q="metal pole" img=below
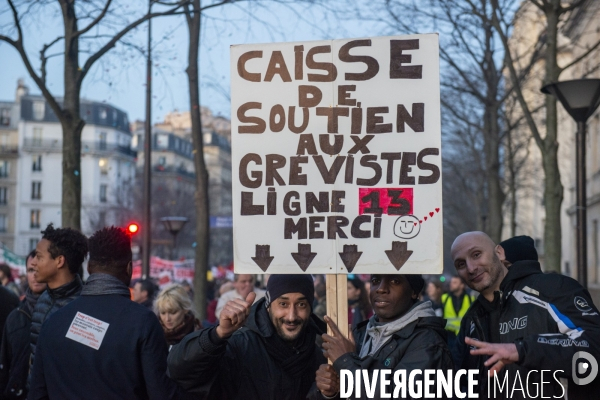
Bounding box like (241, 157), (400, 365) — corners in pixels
(576, 120), (588, 289)
(142, 0), (152, 279)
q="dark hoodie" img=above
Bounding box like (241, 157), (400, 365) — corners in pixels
(453, 260), (600, 399)
(167, 297), (327, 400)
(315, 301), (453, 400)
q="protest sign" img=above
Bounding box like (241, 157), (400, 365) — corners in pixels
(231, 34), (442, 274)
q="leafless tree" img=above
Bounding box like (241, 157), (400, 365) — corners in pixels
(0, 0), (186, 230)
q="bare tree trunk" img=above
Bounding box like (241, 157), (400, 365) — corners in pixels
(541, 1), (562, 272)
(185, 0), (209, 319)
(61, 0), (83, 228)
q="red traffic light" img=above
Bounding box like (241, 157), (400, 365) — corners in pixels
(127, 223), (139, 235)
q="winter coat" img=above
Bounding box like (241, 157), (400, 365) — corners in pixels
(311, 314), (453, 399)
(167, 297), (327, 400)
(29, 276), (83, 360)
(453, 260), (600, 399)
(28, 293), (178, 400)
(0, 287), (19, 342)
(0, 301), (31, 400)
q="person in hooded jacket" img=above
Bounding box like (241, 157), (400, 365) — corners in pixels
(0, 251), (45, 400)
(451, 232), (600, 399)
(167, 274), (327, 400)
(314, 274), (453, 399)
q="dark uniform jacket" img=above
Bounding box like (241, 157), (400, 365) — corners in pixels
(168, 297), (327, 400)
(314, 314), (453, 399)
(453, 260), (600, 399)
(28, 293), (177, 400)
(0, 301), (32, 399)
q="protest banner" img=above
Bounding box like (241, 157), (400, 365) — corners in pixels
(231, 34), (442, 276)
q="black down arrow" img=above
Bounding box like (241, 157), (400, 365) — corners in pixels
(338, 245), (362, 273)
(385, 241), (413, 270)
(291, 244), (316, 272)
(252, 245), (274, 272)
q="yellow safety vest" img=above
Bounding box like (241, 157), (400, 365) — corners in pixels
(441, 293), (474, 335)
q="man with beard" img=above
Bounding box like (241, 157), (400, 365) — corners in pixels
(313, 274), (453, 399)
(451, 232), (600, 399)
(168, 274), (326, 399)
(0, 251), (45, 399)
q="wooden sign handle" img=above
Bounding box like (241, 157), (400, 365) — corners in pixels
(325, 274), (349, 364)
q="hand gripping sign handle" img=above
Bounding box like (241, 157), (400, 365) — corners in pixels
(326, 274), (349, 364)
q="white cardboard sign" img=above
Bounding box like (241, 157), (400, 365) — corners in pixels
(231, 34), (442, 274)
(65, 312), (109, 350)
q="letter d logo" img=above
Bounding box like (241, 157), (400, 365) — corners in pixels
(572, 351), (598, 385)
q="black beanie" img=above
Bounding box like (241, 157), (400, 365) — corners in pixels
(499, 235), (538, 264)
(405, 275), (425, 295)
(265, 274), (314, 309)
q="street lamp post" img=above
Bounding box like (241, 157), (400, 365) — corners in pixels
(160, 217), (189, 260)
(541, 79), (600, 289)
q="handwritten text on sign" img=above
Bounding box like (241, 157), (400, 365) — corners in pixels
(65, 312), (109, 350)
(231, 35), (443, 274)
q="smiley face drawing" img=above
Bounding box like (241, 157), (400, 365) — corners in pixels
(393, 215), (421, 239)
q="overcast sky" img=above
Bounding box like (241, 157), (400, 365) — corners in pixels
(0, 1), (381, 123)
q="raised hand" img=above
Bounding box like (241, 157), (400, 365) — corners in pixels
(321, 315), (356, 363)
(315, 364), (339, 397)
(465, 337), (519, 376)
(216, 291), (257, 339)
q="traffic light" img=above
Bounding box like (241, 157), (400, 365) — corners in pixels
(127, 222), (139, 235)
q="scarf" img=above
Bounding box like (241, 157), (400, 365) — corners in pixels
(255, 304), (318, 393)
(81, 273), (131, 297)
(162, 312), (199, 345)
(25, 287), (42, 315)
(359, 300), (435, 358)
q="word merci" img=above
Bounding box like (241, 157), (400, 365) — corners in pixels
(340, 369), (478, 399)
(340, 369), (567, 399)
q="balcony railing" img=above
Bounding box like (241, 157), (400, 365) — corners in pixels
(0, 145), (18, 154)
(22, 139), (136, 158)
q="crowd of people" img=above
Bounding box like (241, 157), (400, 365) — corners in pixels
(0, 225), (599, 399)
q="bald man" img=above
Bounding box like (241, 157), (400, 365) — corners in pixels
(451, 232), (600, 399)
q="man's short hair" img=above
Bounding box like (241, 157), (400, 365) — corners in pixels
(451, 275), (465, 284)
(27, 249), (36, 261)
(0, 263), (12, 280)
(88, 226), (132, 282)
(138, 279), (158, 300)
(41, 223), (88, 275)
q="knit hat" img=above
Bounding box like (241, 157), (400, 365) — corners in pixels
(405, 275), (425, 295)
(265, 274), (314, 309)
(499, 235), (538, 264)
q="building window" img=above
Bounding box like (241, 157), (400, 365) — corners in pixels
(157, 134), (169, 149)
(99, 107), (107, 120)
(32, 127), (43, 146)
(30, 209), (40, 229)
(0, 108), (10, 126)
(99, 131), (107, 150)
(158, 156), (166, 166)
(0, 214), (6, 232)
(0, 187), (7, 205)
(29, 238), (38, 252)
(100, 184), (107, 203)
(33, 101), (45, 120)
(32, 155), (42, 171)
(0, 161), (9, 178)
(99, 158), (108, 175)
(31, 181), (41, 200)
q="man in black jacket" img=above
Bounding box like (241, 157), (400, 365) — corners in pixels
(29, 226), (177, 400)
(167, 274), (327, 399)
(0, 251), (45, 400)
(315, 274), (453, 399)
(29, 223), (88, 370)
(451, 232), (600, 399)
